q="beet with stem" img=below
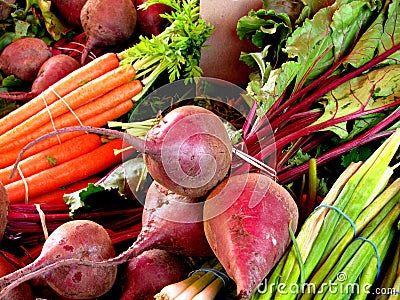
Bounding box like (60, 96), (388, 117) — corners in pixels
(80, 0), (137, 64)
(12, 105), (233, 198)
(0, 220), (117, 299)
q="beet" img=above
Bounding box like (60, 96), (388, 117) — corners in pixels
(203, 172), (299, 299)
(0, 54), (80, 101)
(0, 220), (117, 299)
(124, 180), (214, 257)
(0, 38), (52, 82)
(0, 182), (212, 298)
(15, 105), (232, 198)
(135, 0), (172, 36)
(120, 249), (191, 300)
(51, 0), (88, 27)
(80, 0), (137, 64)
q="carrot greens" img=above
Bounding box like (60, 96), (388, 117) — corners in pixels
(119, 0), (213, 98)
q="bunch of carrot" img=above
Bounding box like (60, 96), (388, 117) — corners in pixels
(0, 53), (143, 204)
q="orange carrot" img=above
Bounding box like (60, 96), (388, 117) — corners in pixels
(0, 53), (120, 136)
(0, 97), (136, 167)
(27, 176), (102, 205)
(0, 134), (102, 185)
(0, 79), (141, 152)
(0, 132), (86, 169)
(0, 99), (135, 169)
(0, 65), (136, 148)
(5, 139), (128, 204)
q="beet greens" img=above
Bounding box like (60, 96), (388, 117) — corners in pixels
(236, 0), (400, 184)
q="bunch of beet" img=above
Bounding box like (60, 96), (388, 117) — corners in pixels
(0, 38), (81, 101)
(0, 105), (299, 299)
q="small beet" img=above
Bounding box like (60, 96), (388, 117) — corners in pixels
(0, 54), (80, 101)
(80, 0), (137, 64)
(0, 38), (52, 82)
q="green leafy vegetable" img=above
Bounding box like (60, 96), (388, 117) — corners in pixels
(236, 0), (400, 184)
(120, 0), (214, 98)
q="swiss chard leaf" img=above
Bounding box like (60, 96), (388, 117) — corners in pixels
(311, 64), (400, 138)
(377, 0), (400, 63)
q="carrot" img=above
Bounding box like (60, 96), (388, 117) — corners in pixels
(27, 176), (102, 205)
(0, 134), (102, 185)
(0, 132), (86, 169)
(0, 99), (135, 170)
(4, 139), (129, 204)
(0, 53), (120, 136)
(0, 98), (136, 168)
(0, 65), (136, 149)
(0, 79), (141, 152)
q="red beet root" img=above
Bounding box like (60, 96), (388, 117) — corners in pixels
(80, 0), (137, 64)
(51, 0), (88, 27)
(135, 0), (172, 36)
(0, 54), (80, 101)
(203, 172), (299, 299)
(0, 38), (52, 82)
(0, 220), (117, 299)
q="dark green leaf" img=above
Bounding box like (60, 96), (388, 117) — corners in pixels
(341, 146), (372, 167)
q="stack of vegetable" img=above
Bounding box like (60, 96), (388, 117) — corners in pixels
(0, 52), (142, 203)
(0, 0), (398, 299)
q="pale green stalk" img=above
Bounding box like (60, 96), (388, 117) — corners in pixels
(353, 229), (395, 300)
(301, 181), (400, 299)
(316, 206), (399, 300)
(304, 130), (400, 280)
(379, 237), (400, 300)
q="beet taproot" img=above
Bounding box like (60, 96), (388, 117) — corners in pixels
(80, 0), (137, 64)
(0, 54), (80, 101)
(13, 105), (232, 198)
(0, 38), (52, 82)
(203, 172), (299, 299)
(120, 249), (191, 300)
(0, 220), (117, 299)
